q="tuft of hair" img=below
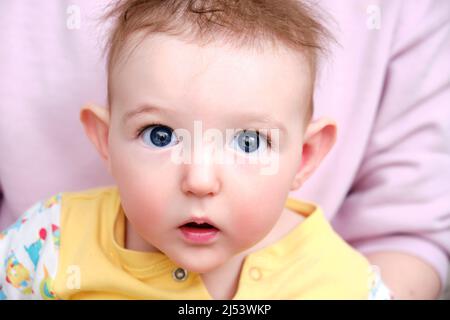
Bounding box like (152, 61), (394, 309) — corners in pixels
(103, 0), (335, 120)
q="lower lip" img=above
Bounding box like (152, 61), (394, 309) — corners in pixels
(179, 226), (220, 244)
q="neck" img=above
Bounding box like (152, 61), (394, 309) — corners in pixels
(200, 252), (247, 300)
(125, 221), (159, 252)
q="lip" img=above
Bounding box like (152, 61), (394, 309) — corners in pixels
(178, 217), (219, 229)
(178, 217), (220, 244)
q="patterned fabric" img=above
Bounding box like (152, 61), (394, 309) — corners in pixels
(368, 265), (393, 300)
(0, 195), (61, 299)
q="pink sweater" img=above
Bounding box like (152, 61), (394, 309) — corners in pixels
(0, 0), (449, 287)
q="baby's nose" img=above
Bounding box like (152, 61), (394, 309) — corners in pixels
(181, 145), (221, 197)
(181, 160), (221, 197)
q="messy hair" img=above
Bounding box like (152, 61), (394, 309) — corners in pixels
(104, 0), (334, 119)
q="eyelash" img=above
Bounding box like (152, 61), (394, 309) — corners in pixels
(135, 122), (164, 138)
(135, 123), (273, 148)
(257, 129), (273, 148)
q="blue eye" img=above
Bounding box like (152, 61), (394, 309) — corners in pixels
(140, 124), (178, 148)
(232, 130), (269, 154)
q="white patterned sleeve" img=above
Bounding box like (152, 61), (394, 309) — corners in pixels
(368, 265), (393, 300)
(0, 194), (62, 300)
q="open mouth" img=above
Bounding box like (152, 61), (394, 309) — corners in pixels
(179, 221), (220, 243)
(184, 222), (216, 229)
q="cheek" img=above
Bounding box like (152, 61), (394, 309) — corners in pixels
(228, 197), (281, 249)
(109, 141), (177, 227)
(118, 185), (168, 228)
(226, 164), (293, 246)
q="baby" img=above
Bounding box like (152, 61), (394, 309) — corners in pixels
(0, 0), (391, 300)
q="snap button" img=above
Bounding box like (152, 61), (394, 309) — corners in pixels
(172, 267), (188, 281)
(249, 267), (262, 281)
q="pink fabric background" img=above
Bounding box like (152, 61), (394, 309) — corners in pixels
(0, 0), (449, 289)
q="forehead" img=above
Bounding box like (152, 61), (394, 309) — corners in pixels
(109, 33), (312, 123)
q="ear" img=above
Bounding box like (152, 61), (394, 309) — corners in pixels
(80, 104), (112, 174)
(290, 117), (337, 191)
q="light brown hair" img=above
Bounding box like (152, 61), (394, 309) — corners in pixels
(104, 0), (333, 120)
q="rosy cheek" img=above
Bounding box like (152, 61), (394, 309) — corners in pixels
(227, 194), (280, 246)
(119, 186), (163, 228)
(111, 154), (174, 228)
(225, 166), (289, 245)
(229, 211), (274, 250)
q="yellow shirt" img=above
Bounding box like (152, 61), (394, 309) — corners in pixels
(48, 187), (375, 299)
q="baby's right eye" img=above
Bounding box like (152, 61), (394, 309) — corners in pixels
(140, 124), (179, 148)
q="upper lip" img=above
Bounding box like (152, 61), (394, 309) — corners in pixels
(178, 217), (220, 230)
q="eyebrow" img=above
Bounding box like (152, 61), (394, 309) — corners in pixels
(123, 104), (287, 135)
(123, 104), (172, 125)
(232, 112), (287, 135)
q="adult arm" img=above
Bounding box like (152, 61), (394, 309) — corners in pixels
(334, 0), (450, 299)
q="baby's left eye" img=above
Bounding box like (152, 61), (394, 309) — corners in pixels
(231, 130), (269, 154)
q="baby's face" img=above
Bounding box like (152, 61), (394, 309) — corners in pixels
(107, 34), (313, 273)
